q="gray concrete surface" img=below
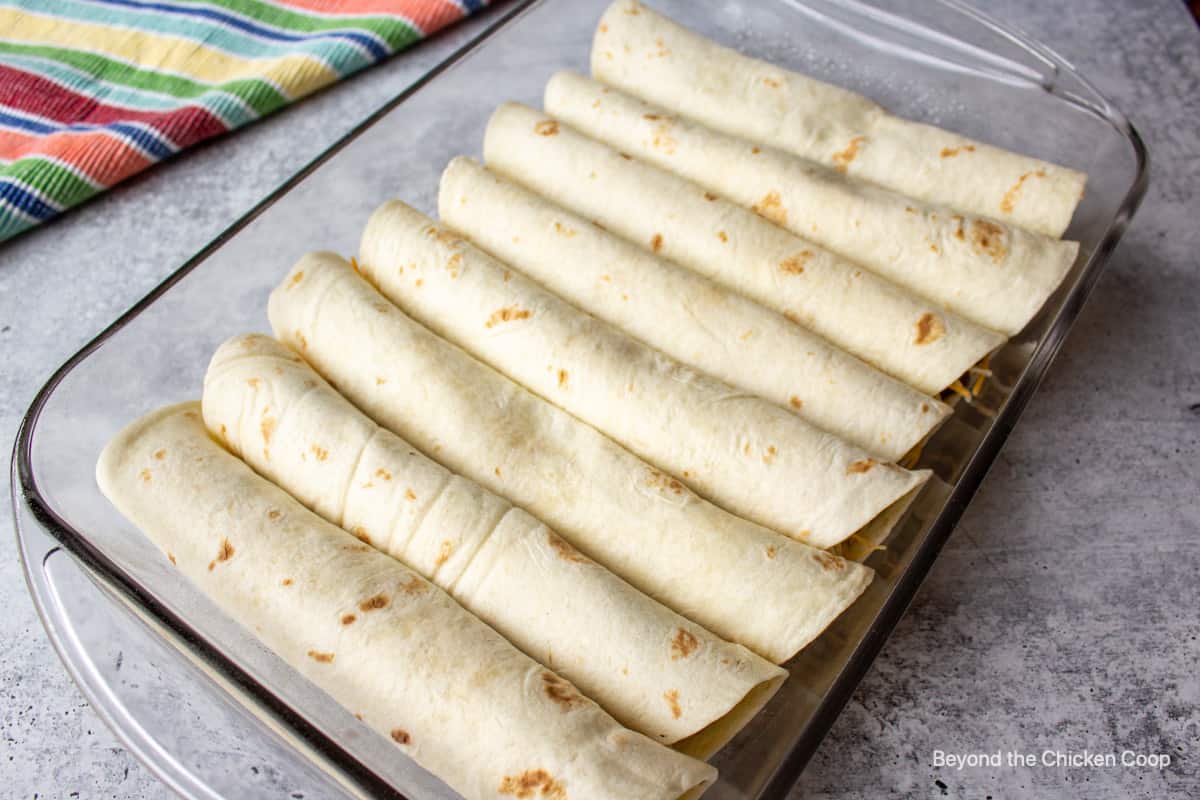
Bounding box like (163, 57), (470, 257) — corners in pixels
(1, 1), (1197, 798)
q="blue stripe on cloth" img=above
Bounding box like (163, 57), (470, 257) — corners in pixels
(0, 177), (60, 220)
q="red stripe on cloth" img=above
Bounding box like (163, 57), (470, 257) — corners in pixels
(270, 0), (467, 35)
(0, 64), (230, 146)
(4, 129), (154, 187)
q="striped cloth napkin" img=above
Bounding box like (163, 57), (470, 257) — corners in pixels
(0, 0), (488, 243)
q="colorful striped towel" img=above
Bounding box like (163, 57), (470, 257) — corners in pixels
(0, 0), (488, 243)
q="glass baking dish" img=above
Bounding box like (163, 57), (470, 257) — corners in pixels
(12, 0), (1147, 797)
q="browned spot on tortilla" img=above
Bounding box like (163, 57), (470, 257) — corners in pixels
(599, 21), (609, 32)
(498, 769), (567, 799)
(765, 545), (778, 560)
(717, 230), (728, 243)
(643, 113), (661, 121)
(534, 119), (559, 137)
(400, 576), (426, 595)
(915, 312), (946, 346)
(260, 415), (275, 443)
(970, 219), (1008, 262)
(752, 191), (787, 225)
(139, 468), (152, 483)
(414, 278), (424, 288)
(832, 136), (866, 173)
(503, 270), (513, 282)
(375, 468), (391, 481)
(281, 578), (293, 587)
(287, 270), (304, 289)
(541, 671), (586, 711)
(375, 376), (386, 385)
(940, 144), (976, 158)
(167, 552), (176, 566)
(494, 466), (502, 477)
(218, 423), (228, 440)
(780, 251), (811, 274)
(268, 509), (281, 521)
(789, 396), (804, 410)
(206, 538), (235, 572)
(645, 469), (685, 495)
(446, 252), (462, 278)
(354, 712), (363, 720)
(547, 531), (589, 564)
(1000, 169), (1045, 213)
(307, 650), (334, 664)
(930, 243), (940, 254)
(351, 526), (372, 546)
(761, 76), (781, 88)
(405, 488), (417, 501)
(341, 614), (357, 626)
(813, 550), (847, 571)
(763, 445), (778, 465)
(704, 191), (718, 201)
(435, 540), (454, 567)
(650, 121), (677, 154)
(650, 233), (663, 253)
(553, 221), (576, 237)
(390, 729), (411, 745)
(485, 306), (532, 328)
(664, 689), (682, 719)
(556, 369), (569, 389)
(295, 331), (307, 351)
(751, 146), (761, 154)
(670, 628), (699, 660)
(152, 449), (166, 460)
(349, 256), (362, 275)
(618, 152), (632, 160)
(906, 206), (917, 214)
(847, 459), (876, 474)
(310, 444), (328, 461)
(359, 593), (391, 612)
(623, 1), (640, 13)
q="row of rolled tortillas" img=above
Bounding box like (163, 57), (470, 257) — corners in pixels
(592, 0), (1087, 240)
(97, 405), (717, 800)
(482, 102), (1006, 394)
(269, 251), (876, 663)
(202, 333), (787, 756)
(438, 156), (951, 462)
(355, 202), (929, 548)
(543, 71), (1081, 338)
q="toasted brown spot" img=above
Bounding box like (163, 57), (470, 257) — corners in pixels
(375, 468), (391, 481)
(446, 252), (463, 278)
(390, 729), (411, 745)
(752, 191), (787, 225)
(400, 576), (426, 595)
(547, 531), (589, 564)
(832, 136), (866, 172)
(940, 144), (976, 158)
(499, 769), (567, 799)
(295, 331), (307, 351)
(751, 146), (761, 154)
(351, 526), (372, 546)
(359, 593), (391, 612)
(167, 552), (176, 565)
(847, 459), (876, 474)
(599, 21), (609, 32)
(494, 466), (502, 477)
(350, 256), (362, 275)
(414, 278), (424, 288)
(970, 219), (1008, 262)
(906, 206), (917, 214)
(763, 445), (777, 465)
(664, 689), (682, 719)
(813, 550), (847, 571)
(503, 269), (513, 282)
(704, 191), (718, 201)
(650, 233), (663, 253)
(246, 377), (260, 389)
(765, 545), (778, 560)
(307, 650), (334, 664)
(405, 488), (417, 501)
(534, 119), (559, 137)
(780, 251), (811, 274)
(152, 449), (166, 460)
(930, 243), (940, 254)
(207, 538), (235, 572)
(650, 121), (677, 154)
(260, 415), (276, 443)
(618, 152), (632, 160)
(921, 403), (931, 413)
(435, 540), (455, 567)
(670, 628), (699, 660)
(761, 76), (781, 88)
(218, 423), (227, 439)
(354, 713), (363, 720)
(341, 614), (357, 625)
(281, 578), (293, 587)
(1000, 169), (1045, 213)
(717, 230), (729, 243)
(310, 444), (328, 461)
(485, 306), (532, 328)
(553, 221), (576, 237)
(139, 468), (151, 483)
(268, 509), (281, 521)
(789, 396), (804, 410)
(644, 469), (685, 495)
(915, 312), (946, 346)
(541, 671), (586, 711)
(557, 369), (569, 388)
(287, 270), (304, 289)
(375, 376), (386, 385)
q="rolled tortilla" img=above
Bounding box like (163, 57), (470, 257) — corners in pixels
(438, 157), (950, 462)
(545, 72), (1080, 337)
(359, 201), (928, 548)
(592, 0), (1086, 239)
(97, 404), (716, 800)
(482, 102), (1005, 395)
(203, 333), (786, 753)
(269, 252), (873, 662)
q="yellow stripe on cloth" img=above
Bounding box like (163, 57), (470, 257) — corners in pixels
(0, 7), (339, 99)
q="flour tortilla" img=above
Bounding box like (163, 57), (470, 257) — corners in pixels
(545, 72), (1080, 337)
(591, 0), (1086, 239)
(438, 157), (950, 462)
(203, 334), (785, 753)
(268, 252), (874, 663)
(97, 404), (716, 800)
(359, 202), (928, 548)
(482, 102), (1004, 395)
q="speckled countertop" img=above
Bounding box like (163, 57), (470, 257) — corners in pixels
(1, 1), (1197, 798)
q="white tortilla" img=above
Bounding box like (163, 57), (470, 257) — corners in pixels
(358, 201), (928, 548)
(202, 333), (786, 753)
(545, 71), (1081, 337)
(268, 252), (874, 663)
(97, 403), (716, 800)
(438, 157), (951, 462)
(482, 102), (1005, 395)
(592, 0), (1087, 239)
